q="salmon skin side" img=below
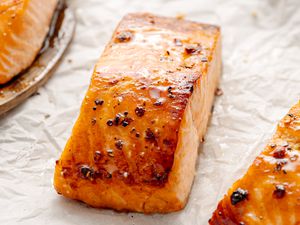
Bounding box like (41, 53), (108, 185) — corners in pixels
(0, 0), (58, 84)
(209, 100), (300, 224)
(54, 13), (221, 213)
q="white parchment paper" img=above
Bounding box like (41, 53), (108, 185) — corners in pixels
(1, 0), (300, 224)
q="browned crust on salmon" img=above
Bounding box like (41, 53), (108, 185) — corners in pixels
(210, 101), (300, 224)
(54, 13), (221, 213)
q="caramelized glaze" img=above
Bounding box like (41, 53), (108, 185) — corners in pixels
(210, 101), (300, 224)
(54, 13), (221, 213)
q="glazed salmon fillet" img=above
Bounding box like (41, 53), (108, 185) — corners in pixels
(54, 13), (221, 213)
(0, 0), (58, 84)
(210, 100), (300, 224)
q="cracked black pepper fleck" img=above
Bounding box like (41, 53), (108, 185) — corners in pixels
(115, 140), (123, 150)
(114, 114), (121, 125)
(154, 101), (162, 106)
(115, 31), (132, 43)
(79, 165), (94, 179)
(273, 184), (285, 199)
(107, 120), (113, 126)
(121, 117), (132, 127)
(230, 188), (248, 205)
(190, 85), (194, 93)
(135, 106), (145, 117)
(154, 172), (167, 181)
(94, 99), (104, 106)
(145, 128), (156, 142)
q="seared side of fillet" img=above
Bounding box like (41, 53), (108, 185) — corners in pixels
(0, 0), (58, 84)
(54, 13), (221, 213)
(210, 101), (300, 224)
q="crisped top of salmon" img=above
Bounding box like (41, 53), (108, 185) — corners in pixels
(54, 13), (221, 213)
(209, 100), (300, 224)
(55, 13), (220, 186)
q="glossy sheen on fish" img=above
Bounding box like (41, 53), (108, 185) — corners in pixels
(0, 0), (58, 84)
(209, 100), (300, 224)
(54, 13), (221, 213)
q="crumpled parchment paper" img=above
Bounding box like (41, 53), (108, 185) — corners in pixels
(1, 0), (300, 224)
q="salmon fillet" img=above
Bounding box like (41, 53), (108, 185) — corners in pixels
(0, 0), (58, 84)
(209, 100), (300, 224)
(54, 13), (221, 213)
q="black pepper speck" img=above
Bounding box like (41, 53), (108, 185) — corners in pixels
(115, 140), (123, 150)
(114, 114), (121, 125)
(145, 128), (156, 143)
(154, 101), (162, 106)
(190, 85), (194, 93)
(115, 31), (132, 43)
(94, 99), (104, 105)
(121, 117), (132, 127)
(79, 165), (94, 179)
(107, 120), (113, 126)
(122, 121), (129, 127)
(273, 184), (285, 199)
(154, 171), (167, 181)
(230, 188), (248, 205)
(135, 107), (145, 117)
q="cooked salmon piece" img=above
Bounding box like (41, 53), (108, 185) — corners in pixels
(0, 0), (58, 84)
(209, 100), (300, 224)
(54, 13), (221, 213)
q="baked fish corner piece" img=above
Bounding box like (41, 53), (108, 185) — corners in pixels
(54, 13), (221, 213)
(0, 0), (58, 84)
(209, 100), (300, 224)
